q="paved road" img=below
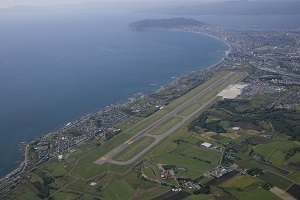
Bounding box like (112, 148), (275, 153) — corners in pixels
(94, 72), (239, 165)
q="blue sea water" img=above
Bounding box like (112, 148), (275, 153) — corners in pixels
(0, 10), (228, 177)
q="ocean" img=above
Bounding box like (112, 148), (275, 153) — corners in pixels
(2, 5), (299, 178)
(0, 10), (228, 177)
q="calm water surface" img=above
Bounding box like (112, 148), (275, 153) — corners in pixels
(0, 10), (228, 177)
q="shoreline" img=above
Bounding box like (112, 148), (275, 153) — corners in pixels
(1, 26), (231, 180)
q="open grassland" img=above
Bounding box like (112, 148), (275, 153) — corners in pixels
(220, 174), (261, 189)
(287, 171), (300, 183)
(122, 109), (170, 136)
(151, 141), (221, 178)
(130, 185), (170, 200)
(21, 191), (41, 200)
(289, 153), (300, 163)
(70, 133), (132, 178)
(229, 188), (281, 200)
(48, 164), (68, 177)
(254, 138), (300, 166)
(53, 192), (78, 200)
(102, 179), (134, 200)
(152, 150), (215, 178)
(177, 101), (202, 116)
(142, 167), (156, 180)
(186, 194), (213, 200)
(236, 159), (290, 175)
(116, 116), (144, 131)
(113, 137), (155, 161)
(149, 117), (182, 135)
(258, 171), (293, 190)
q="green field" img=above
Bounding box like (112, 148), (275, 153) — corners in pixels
(186, 194), (213, 200)
(235, 158), (292, 176)
(53, 192), (78, 200)
(21, 191), (41, 200)
(149, 117), (182, 135)
(48, 164), (68, 177)
(220, 174), (260, 189)
(229, 188), (281, 200)
(102, 179), (135, 200)
(70, 132), (132, 178)
(177, 101), (203, 116)
(113, 137), (155, 162)
(287, 171), (300, 183)
(254, 139), (299, 166)
(151, 141), (221, 178)
(289, 153), (300, 163)
(258, 171), (293, 190)
(142, 167), (157, 180)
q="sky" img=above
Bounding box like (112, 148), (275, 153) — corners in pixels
(0, 0), (247, 9)
(0, 0), (299, 9)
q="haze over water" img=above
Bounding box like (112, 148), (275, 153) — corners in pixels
(0, 9), (228, 177)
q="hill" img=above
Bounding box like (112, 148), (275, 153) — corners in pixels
(129, 18), (207, 31)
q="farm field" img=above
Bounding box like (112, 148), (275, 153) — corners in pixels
(254, 139), (299, 166)
(229, 188), (281, 200)
(102, 179), (135, 200)
(151, 138), (221, 178)
(220, 174), (261, 189)
(258, 171), (293, 190)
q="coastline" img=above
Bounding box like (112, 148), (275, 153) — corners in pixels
(1, 26), (231, 180)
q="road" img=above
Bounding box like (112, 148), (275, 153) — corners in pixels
(94, 72), (240, 165)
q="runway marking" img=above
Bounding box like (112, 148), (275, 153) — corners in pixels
(100, 156), (108, 161)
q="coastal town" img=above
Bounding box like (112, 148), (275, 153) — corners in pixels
(1, 18), (300, 200)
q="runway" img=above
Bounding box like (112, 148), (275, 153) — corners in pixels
(94, 72), (238, 165)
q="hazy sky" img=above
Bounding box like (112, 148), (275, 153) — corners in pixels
(1, 0), (299, 9)
(0, 0), (237, 9)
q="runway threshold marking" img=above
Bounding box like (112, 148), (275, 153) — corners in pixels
(100, 156), (108, 161)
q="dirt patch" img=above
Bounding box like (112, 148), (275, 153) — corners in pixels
(220, 132), (241, 140)
(211, 134), (226, 140)
(32, 181), (43, 193)
(231, 141), (249, 153)
(287, 184), (300, 200)
(270, 187), (296, 200)
(232, 122), (262, 131)
(284, 162), (300, 170)
(251, 136), (271, 144)
(151, 191), (191, 200)
(209, 111), (228, 119)
(206, 171), (239, 186)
